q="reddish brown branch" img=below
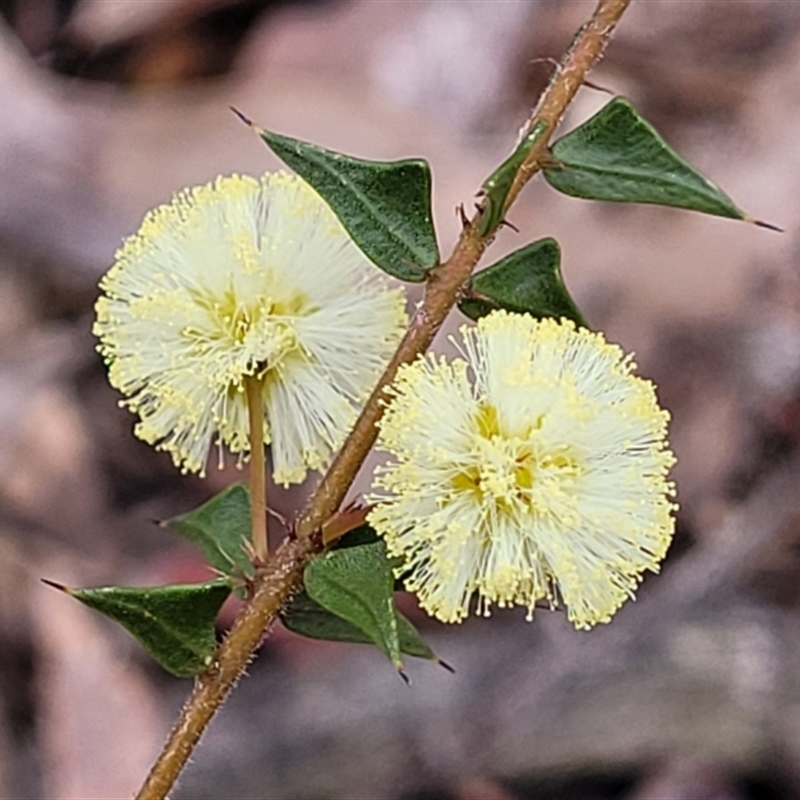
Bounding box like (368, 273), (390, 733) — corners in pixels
(134, 2), (632, 797)
(135, 535), (318, 800)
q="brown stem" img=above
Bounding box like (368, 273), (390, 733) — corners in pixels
(503, 0), (631, 214)
(134, 536), (318, 800)
(134, 2), (631, 796)
(296, 0), (631, 538)
(245, 375), (268, 560)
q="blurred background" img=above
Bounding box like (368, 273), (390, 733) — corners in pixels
(1, 0), (800, 798)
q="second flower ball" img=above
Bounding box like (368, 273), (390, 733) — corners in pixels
(368, 311), (677, 629)
(94, 172), (407, 484)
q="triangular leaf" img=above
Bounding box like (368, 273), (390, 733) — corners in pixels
(63, 581), (230, 677)
(395, 612), (438, 661)
(478, 120), (549, 236)
(281, 590), (438, 662)
(164, 483), (254, 579)
(544, 97), (746, 219)
(459, 237), (586, 326)
(303, 541), (402, 669)
(331, 524), (407, 590)
(258, 129), (439, 281)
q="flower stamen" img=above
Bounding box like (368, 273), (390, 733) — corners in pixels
(368, 311), (677, 629)
(94, 172), (407, 484)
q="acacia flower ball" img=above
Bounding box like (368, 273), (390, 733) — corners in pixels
(94, 172), (407, 485)
(368, 311), (677, 629)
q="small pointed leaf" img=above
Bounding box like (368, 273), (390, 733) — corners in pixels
(459, 237), (586, 326)
(281, 590), (438, 661)
(544, 97), (746, 219)
(478, 120), (549, 236)
(331, 524), (407, 590)
(258, 130), (439, 281)
(303, 541), (402, 668)
(165, 483), (254, 579)
(394, 612), (437, 661)
(68, 581), (230, 677)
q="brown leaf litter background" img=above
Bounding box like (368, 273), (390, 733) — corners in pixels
(1, 1), (800, 798)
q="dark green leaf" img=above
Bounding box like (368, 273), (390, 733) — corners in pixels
(330, 524), (406, 590)
(258, 130), (439, 281)
(479, 120), (549, 236)
(164, 483), (254, 579)
(395, 612), (437, 661)
(66, 581), (230, 677)
(544, 97), (745, 219)
(459, 237), (586, 326)
(303, 541), (402, 668)
(281, 590), (437, 661)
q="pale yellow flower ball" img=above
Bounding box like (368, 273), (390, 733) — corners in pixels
(368, 311), (677, 629)
(94, 172), (407, 485)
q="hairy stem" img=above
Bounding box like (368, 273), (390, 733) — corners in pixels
(135, 2), (631, 797)
(134, 536), (318, 800)
(245, 375), (268, 560)
(296, 0), (631, 539)
(504, 0), (631, 214)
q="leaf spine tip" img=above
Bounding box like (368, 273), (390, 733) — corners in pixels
(40, 578), (69, 593)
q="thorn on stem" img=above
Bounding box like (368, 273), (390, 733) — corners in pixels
(267, 506), (289, 528)
(398, 667), (411, 686)
(456, 203), (470, 229)
(498, 218), (520, 233)
(244, 539), (267, 569)
(529, 56), (560, 74)
(582, 79), (614, 94)
(438, 659), (456, 674)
